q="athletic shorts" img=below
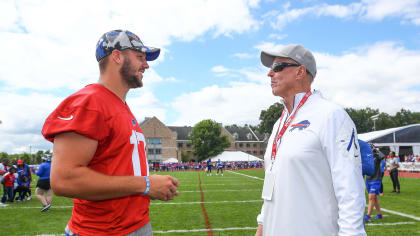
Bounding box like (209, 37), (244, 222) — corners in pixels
(366, 180), (382, 195)
(36, 179), (51, 190)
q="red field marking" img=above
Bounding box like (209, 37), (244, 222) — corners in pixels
(198, 173), (213, 236)
(384, 171), (420, 178)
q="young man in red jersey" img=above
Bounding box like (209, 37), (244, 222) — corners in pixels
(42, 30), (179, 236)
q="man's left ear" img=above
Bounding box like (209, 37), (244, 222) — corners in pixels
(296, 66), (307, 79)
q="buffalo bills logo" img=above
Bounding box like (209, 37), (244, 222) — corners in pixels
(290, 120), (310, 132)
(132, 119), (137, 126)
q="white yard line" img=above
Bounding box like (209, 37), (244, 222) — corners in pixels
(228, 170), (420, 222)
(154, 226), (257, 234)
(181, 189), (260, 193)
(30, 222), (418, 235)
(226, 170), (264, 180)
(381, 208), (420, 221)
(3, 200), (264, 209)
(365, 222), (415, 226)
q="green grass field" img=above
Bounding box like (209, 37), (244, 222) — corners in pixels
(0, 170), (419, 235)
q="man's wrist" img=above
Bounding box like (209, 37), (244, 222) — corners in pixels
(143, 176), (150, 195)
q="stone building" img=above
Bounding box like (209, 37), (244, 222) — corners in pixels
(140, 116), (267, 162)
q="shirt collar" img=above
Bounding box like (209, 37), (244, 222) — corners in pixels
(280, 90), (320, 114)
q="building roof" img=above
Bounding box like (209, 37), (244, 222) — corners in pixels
(224, 126), (265, 142)
(167, 126), (193, 140)
(358, 124), (420, 143)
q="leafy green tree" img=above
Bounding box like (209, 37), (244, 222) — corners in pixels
(257, 102), (284, 134)
(181, 150), (194, 163)
(189, 119), (231, 162)
(393, 109), (420, 127)
(345, 107), (379, 133)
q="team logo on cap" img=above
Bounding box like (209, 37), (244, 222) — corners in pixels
(290, 120), (310, 132)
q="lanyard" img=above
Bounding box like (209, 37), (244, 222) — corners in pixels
(270, 91), (312, 164)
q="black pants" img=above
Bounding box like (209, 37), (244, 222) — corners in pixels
(390, 170), (400, 191)
(379, 172), (384, 193)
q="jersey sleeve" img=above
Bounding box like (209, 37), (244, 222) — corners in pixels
(42, 93), (110, 142)
(320, 108), (366, 236)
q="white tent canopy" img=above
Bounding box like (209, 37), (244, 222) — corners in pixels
(163, 157), (179, 163)
(208, 151), (262, 162)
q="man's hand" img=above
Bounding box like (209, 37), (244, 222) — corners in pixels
(148, 175), (179, 201)
(255, 224), (263, 236)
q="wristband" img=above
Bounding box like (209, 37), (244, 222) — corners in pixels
(143, 176), (150, 195)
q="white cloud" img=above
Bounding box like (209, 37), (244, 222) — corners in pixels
(171, 82), (278, 126)
(211, 65), (230, 73)
(266, 0), (420, 30)
(268, 33), (287, 40)
(0, 0), (261, 153)
(0, 0), (260, 91)
(313, 42), (420, 113)
(127, 92), (168, 123)
(233, 53), (255, 59)
(0, 92), (63, 153)
(172, 41), (420, 128)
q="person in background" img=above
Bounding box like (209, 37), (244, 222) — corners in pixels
(35, 155), (52, 212)
(364, 145), (386, 223)
(206, 159), (213, 176)
(387, 151), (400, 193)
(15, 175), (30, 201)
(379, 158), (386, 196)
(216, 159), (224, 176)
(16, 159), (32, 200)
(2, 167), (17, 203)
(0, 158), (9, 206)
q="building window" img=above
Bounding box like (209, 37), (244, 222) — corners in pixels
(155, 149), (161, 154)
(246, 143), (250, 148)
(148, 138), (162, 144)
(239, 143), (243, 147)
(178, 143), (183, 148)
(233, 132), (239, 140)
(260, 150), (264, 155)
(186, 143), (191, 147)
(246, 151), (251, 154)
(246, 133), (252, 140)
(148, 149), (154, 154)
(253, 151), (257, 155)
(253, 143), (257, 147)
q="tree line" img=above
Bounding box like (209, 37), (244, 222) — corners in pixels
(0, 150), (51, 165)
(256, 103), (420, 134)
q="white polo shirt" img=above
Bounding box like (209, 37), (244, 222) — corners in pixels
(257, 91), (366, 236)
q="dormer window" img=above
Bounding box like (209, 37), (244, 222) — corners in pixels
(233, 132), (239, 140)
(246, 133), (252, 140)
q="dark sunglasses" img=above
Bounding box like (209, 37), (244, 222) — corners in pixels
(271, 62), (300, 72)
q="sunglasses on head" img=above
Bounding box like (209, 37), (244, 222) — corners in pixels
(271, 62), (300, 72)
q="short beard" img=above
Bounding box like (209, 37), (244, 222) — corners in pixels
(120, 57), (142, 88)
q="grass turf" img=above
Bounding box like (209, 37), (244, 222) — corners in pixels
(0, 170), (419, 235)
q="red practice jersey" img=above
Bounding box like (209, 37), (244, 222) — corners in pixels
(42, 84), (150, 236)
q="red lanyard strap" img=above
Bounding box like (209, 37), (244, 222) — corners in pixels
(271, 91), (312, 160)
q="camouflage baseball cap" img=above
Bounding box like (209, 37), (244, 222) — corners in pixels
(95, 29), (160, 62)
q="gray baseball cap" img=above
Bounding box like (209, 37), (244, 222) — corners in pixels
(96, 29), (160, 62)
(261, 44), (317, 78)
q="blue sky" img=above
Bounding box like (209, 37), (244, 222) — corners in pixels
(0, 0), (420, 153)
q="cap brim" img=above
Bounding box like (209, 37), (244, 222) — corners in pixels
(260, 51), (276, 68)
(134, 46), (160, 61)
